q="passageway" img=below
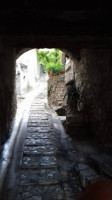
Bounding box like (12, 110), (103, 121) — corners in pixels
(1, 3), (112, 200)
(1, 74), (112, 200)
(1, 75), (82, 200)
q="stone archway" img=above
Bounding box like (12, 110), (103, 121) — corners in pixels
(0, 4), (112, 148)
(1, 46), (112, 149)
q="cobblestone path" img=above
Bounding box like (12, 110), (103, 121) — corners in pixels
(15, 83), (81, 200)
(1, 76), (112, 200)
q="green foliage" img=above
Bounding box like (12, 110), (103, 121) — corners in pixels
(45, 62), (64, 74)
(37, 49), (50, 66)
(37, 48), (64, 73)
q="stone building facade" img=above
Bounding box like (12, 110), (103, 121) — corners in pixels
(48, 74), (66, 115)
(16, 49), (39, 96)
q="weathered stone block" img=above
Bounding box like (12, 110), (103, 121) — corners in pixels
(79, 168), (100, 187)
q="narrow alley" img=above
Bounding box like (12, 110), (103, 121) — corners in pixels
(1, 76), (82, 200)
(1, 74), (112, 200)
(1, 4), (112, 200)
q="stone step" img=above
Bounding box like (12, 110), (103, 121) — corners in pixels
(24, 139), (54, 146)
(21, 164), (58, 169)
(20, 169), (60, 186)
(28, 115), (49, 119)
(21, 156), (58, 169)
(27, 127), (52, 133)
(28, 119), (51, 123)
(25, 132), (56, 140)
(23, 145), (58, 154)
(75, 163), (100, 188)
(23, 152), (56, 156)
(17, 184), (65, 200)
(27, 122), (52, 127)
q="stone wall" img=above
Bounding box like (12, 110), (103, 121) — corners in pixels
(0, 48), (16, 149)
(71, 49), (112, 142)
(48, 74), (66, 114)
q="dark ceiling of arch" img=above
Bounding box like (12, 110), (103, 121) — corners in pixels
(0, 1), (112, 48)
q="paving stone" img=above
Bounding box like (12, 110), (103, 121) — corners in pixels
(29, 115), (46, 118)
(30, 105), (44, 107)
(29, 117), (49, 120)
(30, 109), (45, 111)
(29, 109), (45, 111)
(19, 185), (65, 200)
(25, 132), (56, 140)
(43, 185), (65, 199)
(30, 106), (44, 111)
(22, 156), (57, 169)
(18, 185), (43, 194)
(20, 192), (31, 199)
(23, 145), (58, 156)
(29, 113), (48, 116)
(30, 196), (42, 200)
(27, 122), (51, 127)
(24, 139), (53, 146)
(21, 196), (42, 200)
(38, 179), (59, 185)
(26, 133), (49, 139)
(30, 109), (45, 112)
(20, 169), (59, 185)
(27, 127), (52, 133)
(28, 119), (51, 123)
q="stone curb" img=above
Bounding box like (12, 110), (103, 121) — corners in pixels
(0, 88), (36, 194)
(47, 105), (69, 139)
(74, 163), (101, 188)
(46, 106), (102, 189)
(0, 108), (23, 193)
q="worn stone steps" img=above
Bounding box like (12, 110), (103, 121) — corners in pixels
(16, 98), (81, 199)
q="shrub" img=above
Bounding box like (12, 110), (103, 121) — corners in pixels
(45, 62), (65, 74)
